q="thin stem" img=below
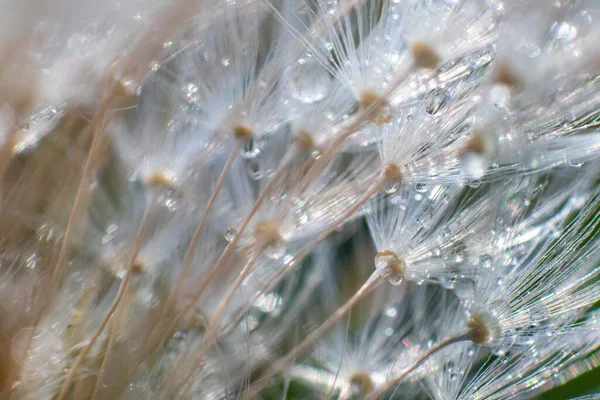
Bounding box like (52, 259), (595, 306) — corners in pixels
(220, 175), (384, 339)
(90, 295), (127, 400)
(56, 195), (153, 400)
(246, 272), (383, 399)
(289, 178), (381, 268)
(147, 146), (297, 349)
(158, 141), (240, 327)
(170, 248), (264, 398)
(367, 330), (475, 400)
(49, 90), (112, 295)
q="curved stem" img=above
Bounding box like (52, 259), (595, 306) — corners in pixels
(147, 146), (297, 349)
(90, 300), (126, 400)
(56, 195), (153, 400)
(367, 329), (475, 400)
(158, 142), (240, 328)
(168, 248), (263, 398)
(246, 272), (383, 399)
(221, 176), (382, 341)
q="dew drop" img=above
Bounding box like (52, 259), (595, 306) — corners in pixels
(264, 240), (286, 260)
(479, 254), (493, 269)
(461, 151), (488, 180)
(288, 60), (332, 103)
(440, 272), (457, 289)
(467, 179), (482, 189)
(382, 181), (401, 195)
(224, 228), (237, 242)
(415, 183), (428, 193)
(425, 88), (450, 115)
(240, 140), (262, 159)
(529, 304), (550, 325)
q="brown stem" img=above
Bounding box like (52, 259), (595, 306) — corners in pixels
(367, 330), (475, 400)
(246, 272), (383, 398)
(157, 141), (240, 329)
(56, 195), (153, 400)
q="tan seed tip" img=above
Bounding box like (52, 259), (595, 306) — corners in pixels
(233, 124), (255, 143)
(359, 91), (392, 126)
(254, 221), (282, 247)
(293, 129), (315, 150)
(411, 41), (440, 70)
(466, 317), (489, 344)
(349, 372), (374, 396)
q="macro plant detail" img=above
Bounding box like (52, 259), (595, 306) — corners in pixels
(1, 0), (600, 399)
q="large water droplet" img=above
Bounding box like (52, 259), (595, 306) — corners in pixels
(425, 88), (450, 115)
(382, 180), (400, 195)
(224, 228), (237, 242)
(461, 151), (488, 180)
(264, 239), (286, 260)
(288, 59), (332, 103)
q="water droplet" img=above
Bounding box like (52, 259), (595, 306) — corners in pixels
(479, 254), (493, 269)
(551, 21), (577, 44)
(149, 60), (160, 72)
(415, 183), (428, 193)
(425, 88), (450, 115)
(240, 140), (262, 159)
(382, 181), (401, 195)
(224, 228), (237, 242)
(467, 179), (482, 189)
(264, 240), (286, 260)
(440, 272), (457, 289)
(489, 84), (511, 110)
(461, 151), (488, 180)
(288, 59), (332, 103)
(388, 275), (403, 286)
(529, 304), (550, 325)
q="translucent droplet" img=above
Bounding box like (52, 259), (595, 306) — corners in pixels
(288, 60), (332, 103)
(425, 88), (450, 115)
(440, 272), (457, 289)
(467, 179), (482, 189)
(489, 84), (511, 110)
(224, 228), (237, 242)
(240, 140), (262, 159)
(461, 151), (488, 180)
(415, 183), (428, 193)
(479, 254), (493, 269)
(550, 21), (577, 44)
(529, 304), (550, 325)
(382, 181), (400, 195)
(264, 240), (286, 260)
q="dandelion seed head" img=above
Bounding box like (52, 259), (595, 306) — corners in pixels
(374, 250), (405, 285)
